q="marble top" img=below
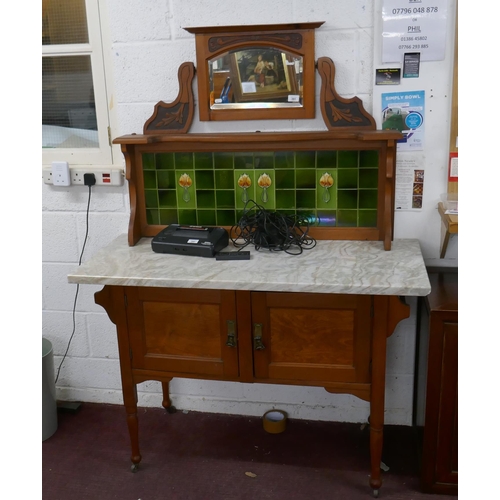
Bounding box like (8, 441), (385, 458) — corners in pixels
(68, 234), (430, 296)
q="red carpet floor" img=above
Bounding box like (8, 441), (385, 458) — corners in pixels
(42, 403), (457, 500)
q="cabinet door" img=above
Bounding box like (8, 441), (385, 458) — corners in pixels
(251, 292), (372, 384)
(435, 320), (458, 485)
(421, 310), (458, 492)
(125, 287), (239, 378)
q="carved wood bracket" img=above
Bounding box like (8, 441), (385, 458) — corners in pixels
(317, 57), (376, 130)
(143, 62), (195, 135)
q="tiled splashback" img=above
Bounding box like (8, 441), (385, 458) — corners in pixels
(142, 150), (379, 227)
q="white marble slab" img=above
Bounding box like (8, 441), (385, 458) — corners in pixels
(68, 234), (430, 296)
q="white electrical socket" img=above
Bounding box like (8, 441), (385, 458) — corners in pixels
(43, 167), (124, 186)
(71, 168), (123, 186)
(51, 161), (71, 186)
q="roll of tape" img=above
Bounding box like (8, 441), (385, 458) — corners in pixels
(262, 409), (287, 434)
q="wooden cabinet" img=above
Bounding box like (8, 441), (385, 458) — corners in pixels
(414, 269), (458, 494)
(119, 287), (373, 386)
(125, 288), (239, 378)
(95, 284), (410, 496)
(251, 292), (371, 385)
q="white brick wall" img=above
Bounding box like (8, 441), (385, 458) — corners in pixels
(41, 0), (457, 425)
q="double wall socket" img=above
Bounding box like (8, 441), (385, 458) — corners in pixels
(43, 167), (124, 186)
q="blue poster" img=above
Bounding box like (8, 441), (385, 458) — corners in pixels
(381, 91), (425, 151)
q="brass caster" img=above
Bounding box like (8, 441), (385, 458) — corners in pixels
(131, 464), (139, 473)
(372, 489), (379, 498)
(166, 405), (177, 414)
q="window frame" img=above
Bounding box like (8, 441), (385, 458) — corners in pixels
(42, 0), (115, 166)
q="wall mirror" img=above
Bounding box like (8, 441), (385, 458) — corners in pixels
(184, 23), (324, 122)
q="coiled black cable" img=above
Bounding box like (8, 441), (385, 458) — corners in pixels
(230, 200), (316, 255)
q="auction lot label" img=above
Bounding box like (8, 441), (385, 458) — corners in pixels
(382, 0), (448, 62)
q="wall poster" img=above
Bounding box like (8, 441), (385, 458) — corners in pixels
(395, 155), (425, 211)
(381, 90), (425, 151)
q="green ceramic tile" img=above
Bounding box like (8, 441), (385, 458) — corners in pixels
(216, 190), (235, 209)
(296, 190), (316, 209)
(143, 153), (155, 170)
(359, 190), (378, 209)
(143, 170), (157, 189)
(156, 153), (175, 170)
(234, 153), (254, 169)
(274, 170), (294, 189)
(157, 170), (176, 189)
(158, 190), (177, 208)
(178, 209), (197, 225)
(317, 210), (337, 227)
(175, 171), (196, 209)
(195, 170), (215, 189)
(337, 169), (358, 189)
(215, 170), (234, 189)
(254, 170), (275, 209)
(214, 152), (234, 169)
(235, 209), (247, 222)
(175, 152), (194, 170)
(142, 147), (380, 232)
(276, 190), (295, 209)
(316, 170), (337, 209)
(196, 190), (215, 209)
(359, 210), (378, 227)
(337, 209), (358, 227)
(296, 151), (316, 168)
(274, 151), (295, 169)
(217, 210), (236, 226)
(280, 209), (297, 217)
(338, 150), (358, 168)
(146, 209), (160, 225)
(338, 190), (358, 209)
(194, 152), (213, 169)
(359, 168), (379, 189)
(317, 151), (337, 169)
(159, 209), (178, 225)
(197, 210), (216, 225)
(359, 150), (379, 168)
(296, 169), (316, 189)
(254, 152), (274, 170)
(144, 189), (158, 209)
(234, 170), (256, 209)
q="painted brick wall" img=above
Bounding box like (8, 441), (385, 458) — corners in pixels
(42, 0), (456, 425)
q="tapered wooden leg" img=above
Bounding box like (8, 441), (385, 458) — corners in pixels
(122, 381), (141, 471)
(369, 297), (390, 496)
(95, 287), (143, 470)
(368, 296), (411, 496)
(161, 379), (176, 413)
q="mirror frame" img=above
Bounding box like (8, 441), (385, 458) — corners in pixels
(184, 22), (324, 122)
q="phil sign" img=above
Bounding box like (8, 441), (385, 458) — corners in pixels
(381, 0), (448, 63)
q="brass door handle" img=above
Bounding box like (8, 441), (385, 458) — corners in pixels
(253, 323), (265, 350)
(226, 320), (236, 347)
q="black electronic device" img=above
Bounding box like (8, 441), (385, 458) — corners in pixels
(152, 224), (229, 257)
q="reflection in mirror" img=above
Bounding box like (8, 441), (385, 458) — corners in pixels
(209, 47), (303, 109)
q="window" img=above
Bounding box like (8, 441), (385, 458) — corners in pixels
(42, 0), (113, 165)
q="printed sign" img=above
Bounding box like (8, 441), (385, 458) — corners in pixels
(382, 90), (425, 151)
(382, 0), (448, 62)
